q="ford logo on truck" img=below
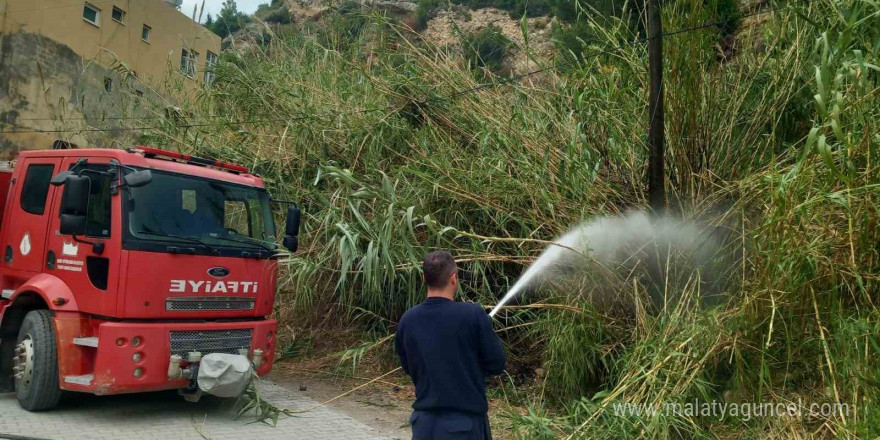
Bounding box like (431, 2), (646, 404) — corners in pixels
(207, 266), (230, 278)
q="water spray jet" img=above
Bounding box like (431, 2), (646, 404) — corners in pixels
(488, 211), (723, 316)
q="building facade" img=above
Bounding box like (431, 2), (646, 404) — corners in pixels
(0, 0), (221, 156)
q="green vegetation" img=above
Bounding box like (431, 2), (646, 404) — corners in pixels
(319, 1), (370, 50)
(461, 25), (511, 72)
(256, 0), (294, 24)
(127, 0), (879, 437)
(414, 0), (638, 28)
(415, 0), (551, 20)
(206, 0), (253, 38)
(415, 0), (445, 30)
(414, 0), (536, 24)
(413, 0), (581, 30)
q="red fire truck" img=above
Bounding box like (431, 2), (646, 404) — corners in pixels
(0, 146), (300, 411)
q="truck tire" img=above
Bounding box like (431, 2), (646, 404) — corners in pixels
(14, 310), (62, 411)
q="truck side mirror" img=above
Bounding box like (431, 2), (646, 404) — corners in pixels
(283, 206), (301, 252)
(123, 169), (152, 188)
(59, 175), (90, 236)
(50, 171), (73, 186)
(283, 236), (298, 253)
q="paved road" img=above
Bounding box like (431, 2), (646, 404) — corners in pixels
(0, 381), (388, 440)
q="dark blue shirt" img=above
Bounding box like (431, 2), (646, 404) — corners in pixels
(395, 297), (506, 414)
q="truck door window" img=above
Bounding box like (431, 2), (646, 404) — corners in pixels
(248, 200), (267, 239)
(20, 164), (55, 215)
(87, 168), (111, 237)
(76, 164), (112, 238)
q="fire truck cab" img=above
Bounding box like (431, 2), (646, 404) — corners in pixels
(0, 146), (299, 411)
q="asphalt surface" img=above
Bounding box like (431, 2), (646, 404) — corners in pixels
(0, 380), (388, 440)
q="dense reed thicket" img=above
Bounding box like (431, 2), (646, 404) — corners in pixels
(133, 0), (879, 437)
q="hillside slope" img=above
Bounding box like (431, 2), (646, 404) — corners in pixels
(142, 0), (880, 438)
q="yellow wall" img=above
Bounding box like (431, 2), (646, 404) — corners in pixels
(0, 0), (220, 156)
(1, 0), (220, 87)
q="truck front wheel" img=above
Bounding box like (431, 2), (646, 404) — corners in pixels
(14, 310), (62, 411)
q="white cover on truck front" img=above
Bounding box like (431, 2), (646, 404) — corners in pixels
(197, 353), (253, 397)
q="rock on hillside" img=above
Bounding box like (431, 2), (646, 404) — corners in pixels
(228, 0), (557, 75)
(423, 8), (556, 74)
(284, 0), (416, 21)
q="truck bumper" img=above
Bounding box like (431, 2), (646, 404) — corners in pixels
(54, 315), (276, 395)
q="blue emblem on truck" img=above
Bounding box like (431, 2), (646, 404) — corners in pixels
(207, 266), (230, 278)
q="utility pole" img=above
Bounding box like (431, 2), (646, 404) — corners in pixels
(646, 0), (666, 213)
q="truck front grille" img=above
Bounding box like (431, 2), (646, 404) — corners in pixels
(165, 297), (255, 311)
(169, 329), (253, 356)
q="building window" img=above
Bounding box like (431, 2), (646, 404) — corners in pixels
(111, 6), (125, 24)
(141, 24), (151, 42)
(104, 77), (112, 92)
(20, 164), (55, 215)
(204, 51), (218, 84)
(83, 3), (100, 26)
(180, 48), (198, 78)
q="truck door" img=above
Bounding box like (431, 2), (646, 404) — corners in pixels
(0, 157), (63, 277)
(44, 157), (121, 315)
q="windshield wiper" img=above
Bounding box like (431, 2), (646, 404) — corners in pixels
(136, 230), (218, 254)
(209, 234), (275, 255)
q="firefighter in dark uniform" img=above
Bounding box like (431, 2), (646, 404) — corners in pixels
(395, 251), (506, 440)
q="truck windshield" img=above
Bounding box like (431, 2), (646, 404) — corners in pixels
(126, 170), (275, 252)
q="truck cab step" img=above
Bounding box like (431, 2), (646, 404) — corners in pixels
(1, 289), (12, 300)
(73, 337), (99, 347)
(64, 374), (94, 386)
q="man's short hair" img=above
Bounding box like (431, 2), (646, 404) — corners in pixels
(423, 251), (457, 288)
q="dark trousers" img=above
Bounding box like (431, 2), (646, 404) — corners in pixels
(409, 410), (491, 440)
